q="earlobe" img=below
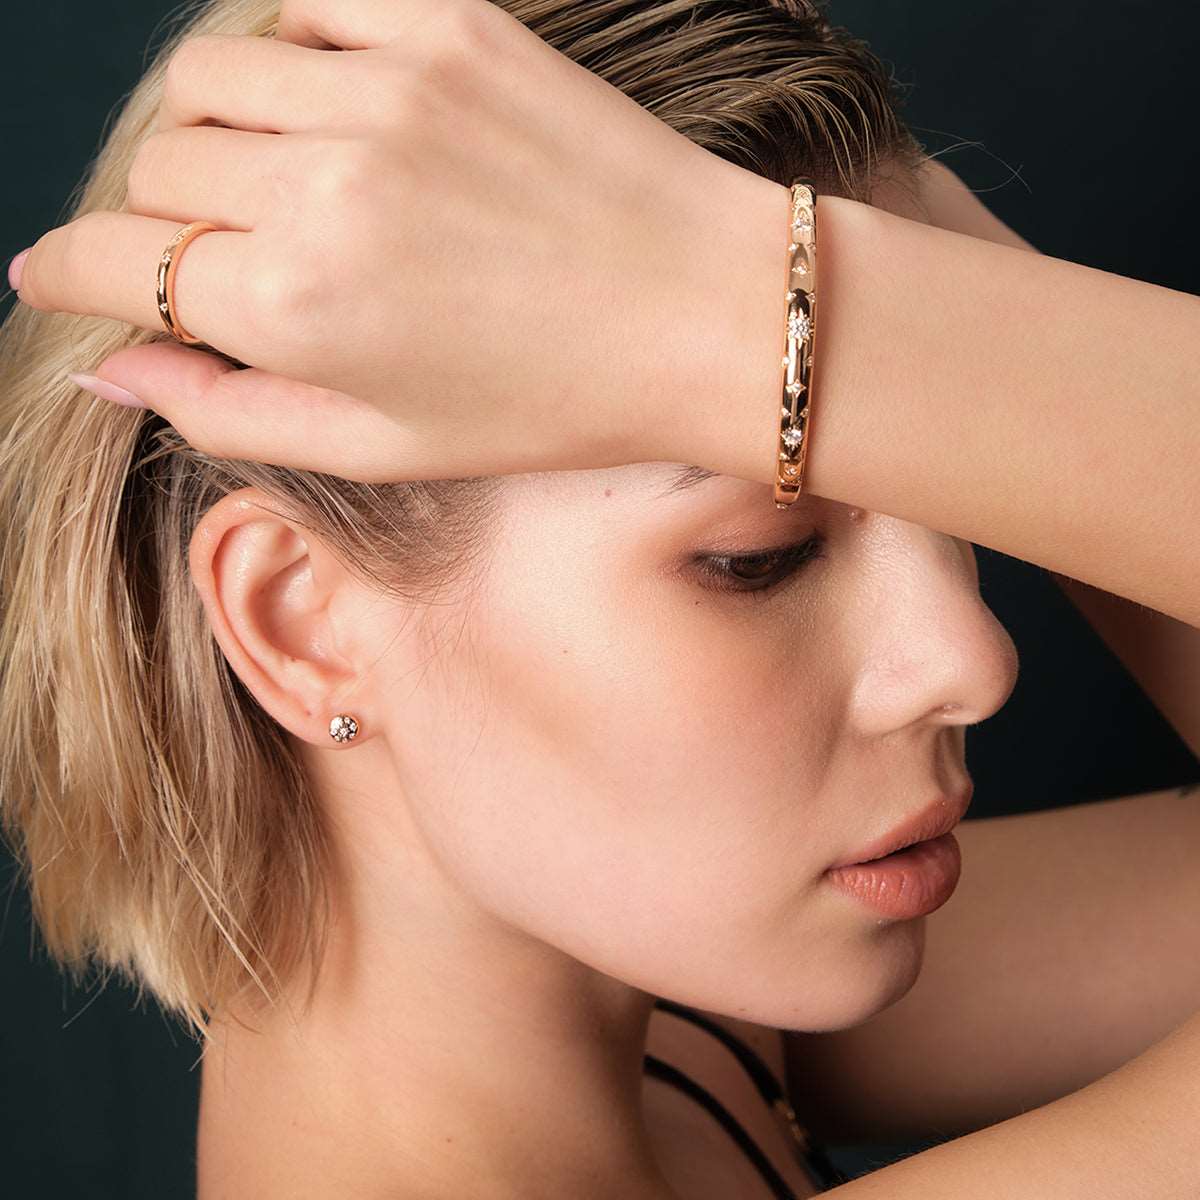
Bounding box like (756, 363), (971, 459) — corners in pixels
(186, 487), (368, 748)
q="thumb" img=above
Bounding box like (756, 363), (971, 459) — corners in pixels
(70, 340), (242, 410)
(68, 342), (409, 482)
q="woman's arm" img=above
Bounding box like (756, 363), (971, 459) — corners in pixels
(900, 158), (1200, 761)
(678, 168), (1200, 628)
(783, 785), (1200, 1148)
(774, 165), (1200, 1148)
(817, 1004), (1200, 1198)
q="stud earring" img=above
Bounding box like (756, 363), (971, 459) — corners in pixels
(329, 714), (359, 744)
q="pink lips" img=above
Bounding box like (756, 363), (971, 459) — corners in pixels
(821, 783), (973, 921)
(828, 784), (973, 870)
(824, 832), (963, 919)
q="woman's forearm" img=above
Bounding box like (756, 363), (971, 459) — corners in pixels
(912, 161), (1200, 764)
(681, 175), (1200, 628)
(820, 1004), (1200, 1198)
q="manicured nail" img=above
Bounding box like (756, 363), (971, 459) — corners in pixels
(67, 372), (149, 409)
(8, 247), (31, 292)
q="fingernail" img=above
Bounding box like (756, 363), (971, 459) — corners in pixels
(67, 372), (149, 409)
(8, 247), (32, 292)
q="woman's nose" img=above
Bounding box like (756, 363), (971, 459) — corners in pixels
(846, 525), (1020, 737)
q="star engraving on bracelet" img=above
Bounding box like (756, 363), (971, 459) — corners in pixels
(781, 426), (805, 452)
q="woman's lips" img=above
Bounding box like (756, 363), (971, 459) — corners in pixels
(824, 831), (963, 919)
(828, 783), (974, 870)
(822, 783), (972, 920)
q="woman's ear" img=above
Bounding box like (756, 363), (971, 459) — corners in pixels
(187, 487), (374, 747)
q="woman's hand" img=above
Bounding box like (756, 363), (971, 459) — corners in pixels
(11, 0), (785, 482)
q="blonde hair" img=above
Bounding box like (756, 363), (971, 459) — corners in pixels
(0, 0), (926, 1043)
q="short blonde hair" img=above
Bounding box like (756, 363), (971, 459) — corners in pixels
(0, 0), (926, 1042)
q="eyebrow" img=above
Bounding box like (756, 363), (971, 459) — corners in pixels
(656, 464), (721, 498)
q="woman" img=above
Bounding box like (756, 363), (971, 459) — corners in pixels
(3, 1), (1198, 1197)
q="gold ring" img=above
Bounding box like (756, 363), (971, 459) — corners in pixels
(156, 220), (220, 345)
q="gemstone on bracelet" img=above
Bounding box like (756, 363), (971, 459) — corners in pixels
(788, 312), (811, 342)
(781, 426), (804, 452)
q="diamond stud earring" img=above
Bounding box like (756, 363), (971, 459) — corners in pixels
(329, 714), (359, 744)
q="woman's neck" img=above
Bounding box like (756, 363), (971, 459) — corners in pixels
(195, 843), (681, 1200)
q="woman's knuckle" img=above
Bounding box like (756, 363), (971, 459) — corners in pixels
(246, 257), (322, 329)
(52, 211), (134, 312)
(308, 140), (380, 207)
(126, 130), (169, 203)
(61, 212), (111, 282)
(411, 0), (498, 89)
(246, 265), (297, 317)
(434, 0), (502, 62)
(163, 34), (210, 93)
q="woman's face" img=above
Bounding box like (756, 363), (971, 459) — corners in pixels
(379, 467), (1019, 1032)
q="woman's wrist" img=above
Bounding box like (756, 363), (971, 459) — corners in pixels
(644, 179), (883, 496)
(630, 166), (791, 482)
(659, 171), (1200, 627)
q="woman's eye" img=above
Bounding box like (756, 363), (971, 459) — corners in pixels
(694, 533), (826, 598)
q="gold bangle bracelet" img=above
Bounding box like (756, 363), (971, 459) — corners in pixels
(774, 180), (818, 508)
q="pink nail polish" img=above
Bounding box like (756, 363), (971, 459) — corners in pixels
(8, 247), (31, 292)
(67, 372), (149, 409)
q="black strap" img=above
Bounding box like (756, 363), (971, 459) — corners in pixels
(643, 1052), (801, 1200)
(653, 997), (785, 1104)
(650, 998), (849, 1192)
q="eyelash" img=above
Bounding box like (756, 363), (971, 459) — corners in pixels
(694, 532), (826, 599)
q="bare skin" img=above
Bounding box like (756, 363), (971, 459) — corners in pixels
(194, 157), (1200, 1200)
(671, 160), (1200, 630)
(781, 163), (1200, 1159)
(10, 7), (1196, 1193)
(191, 163), (1019, 1198)
(192, 463), (1015, 1199)
(15, 5), (1198, 632)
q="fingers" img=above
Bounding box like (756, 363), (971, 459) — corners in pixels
(156, 34), (378, 134)
(124, 126), (293, 230)
(16, 211), (252, 354)
(274, 0), (485, 51)
(80, 341), (425, 483)
(154, 6), (508, 134)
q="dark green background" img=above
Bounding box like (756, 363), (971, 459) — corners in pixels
(3, 2), (1198, 1195)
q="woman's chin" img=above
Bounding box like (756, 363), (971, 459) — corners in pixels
(837, 918), (927, 1026)
(767, 918), (928, 1033)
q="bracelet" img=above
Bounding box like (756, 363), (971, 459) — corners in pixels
(774, 180), (819, 508)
